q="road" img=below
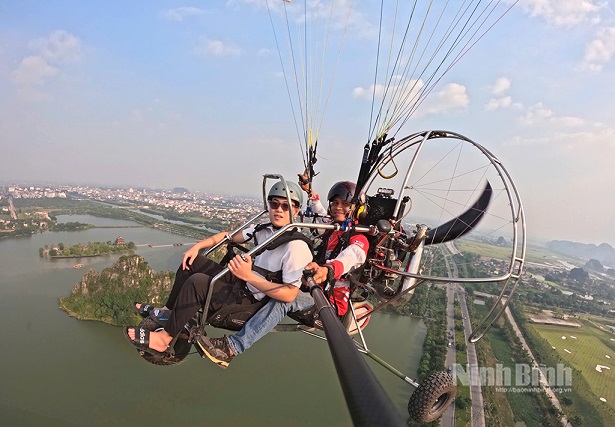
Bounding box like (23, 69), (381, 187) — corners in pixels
(8, 194), (18, 220)
(441, 284), (457, 427)
(458, 285), (485, 427)
(440, 245), (485, 427)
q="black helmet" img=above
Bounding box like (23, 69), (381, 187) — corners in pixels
(327, 181), (356, 202)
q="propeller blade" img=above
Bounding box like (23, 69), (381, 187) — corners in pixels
(425, 181), (492, 245)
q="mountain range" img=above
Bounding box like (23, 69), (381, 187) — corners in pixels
(546, 240), (615, 267)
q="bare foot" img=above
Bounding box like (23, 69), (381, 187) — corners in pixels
(127, 328), (173, 353)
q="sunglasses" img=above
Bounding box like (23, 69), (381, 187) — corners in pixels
(268, 200), (298, 211)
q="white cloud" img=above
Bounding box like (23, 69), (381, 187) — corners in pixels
(14, 55), (58, 87)
(12, 30), (81, 101)
(227, 0), (269, 10)
(352, 83), (386, 100)
(555, 116), (586, 127)
(486, 77), (516, 111)
(353, 76), (424, 100)
(29, 30), (81, 63)
(160, 7), (206, 22)
(420, 83), (469, 114)
(311, 0), (376, 39)
(353, 79), (466, 117)
(485, 77), (524, 111)
(520, 102), (587, 127)
(194, 37), (242, 56)
(520, 102), (554, 125)
(232, 0), (376, 39)
(257, 47), (274, 57)
(491, 77), (511, 95)
(516, 0), (601, 27)
(582, 27), (615, 71)
(506, 125), (615, 150)
(486, 96), (514, 111)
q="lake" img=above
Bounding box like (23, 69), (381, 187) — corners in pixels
(0, 215), (426, 426)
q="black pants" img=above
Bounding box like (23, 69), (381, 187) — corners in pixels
(163, 255), (255, 337)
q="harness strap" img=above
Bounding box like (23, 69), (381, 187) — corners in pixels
(245, 222), (272, 247)
(226, 225), (314, 290)
(251, 264), (283, 285)
(315, 228), (351, 265)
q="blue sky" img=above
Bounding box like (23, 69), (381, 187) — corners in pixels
(1, 1), (614, 246)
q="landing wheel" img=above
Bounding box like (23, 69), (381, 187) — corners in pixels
(136, 317), (193, 366)
(407, 370), (457, 423)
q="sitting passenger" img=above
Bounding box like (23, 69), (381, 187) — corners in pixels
(125, 180), (313, 363)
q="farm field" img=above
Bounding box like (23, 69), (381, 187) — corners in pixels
(456, 240), (513, 261)
(456, 239), (582, 266)
(522, 244), (583, 266)
(530, 321), (615, 411)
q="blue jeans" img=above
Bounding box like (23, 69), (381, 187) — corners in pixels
(227, 291), (314, 354)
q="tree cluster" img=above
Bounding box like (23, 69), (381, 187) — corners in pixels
(40, 240), (135, 257)
(60, 255), (174, 326)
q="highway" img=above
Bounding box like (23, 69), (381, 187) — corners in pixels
(8, 194), (18, 220)
(441, 284), (457, 427)
(441, 243), (569, 427)
(440, 243), (485, 427)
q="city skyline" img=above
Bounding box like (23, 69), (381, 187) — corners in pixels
(3, 180), (614, 252)
(1, 1), (614, 245)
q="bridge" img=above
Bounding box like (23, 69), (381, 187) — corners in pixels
(135, 242), (196, 248)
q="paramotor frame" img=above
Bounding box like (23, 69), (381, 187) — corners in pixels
(350, 129), (527, 342)
(189, 128), (525, 420)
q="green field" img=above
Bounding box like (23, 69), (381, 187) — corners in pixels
(456, 240), (514, 261)
(456, 239), (583, 266)
(523, 244), (583, 266)
(531, 321), (615, 411)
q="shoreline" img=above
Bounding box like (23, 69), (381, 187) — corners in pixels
(58, 298), (116, 326)
(49, 254), (106, 259)
(45, 250), (135, 260)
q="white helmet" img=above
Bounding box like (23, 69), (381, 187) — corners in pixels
(268, 181), (303, 206)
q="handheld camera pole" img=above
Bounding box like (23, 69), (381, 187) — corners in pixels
(302, 270), (405, 427)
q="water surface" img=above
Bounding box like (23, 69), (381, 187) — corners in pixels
(0, 215), (425, 426)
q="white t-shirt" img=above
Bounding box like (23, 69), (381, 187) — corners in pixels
(241, 225), (313, 300)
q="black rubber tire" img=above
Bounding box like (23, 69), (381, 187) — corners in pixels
(407, 370), (457, 423)
(136, 318), (193, 366)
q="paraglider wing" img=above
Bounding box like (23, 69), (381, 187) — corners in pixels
(425, 181), (492, 245)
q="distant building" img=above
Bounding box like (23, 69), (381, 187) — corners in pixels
(115, 236), (125, 246)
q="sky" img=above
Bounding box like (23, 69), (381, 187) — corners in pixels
(1, 0), (614, 247)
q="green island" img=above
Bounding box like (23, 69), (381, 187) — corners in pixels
(60, 254), (175, 326)
(60, 247), (227, 326)
(40, 239), (136, 258)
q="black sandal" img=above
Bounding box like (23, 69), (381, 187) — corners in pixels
(133, 302), (155, 318)
(123, 327), (173, 357)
